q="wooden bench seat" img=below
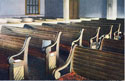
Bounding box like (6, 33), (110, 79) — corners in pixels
(54, 45), (124, 80)
(99, 38), (124, 54)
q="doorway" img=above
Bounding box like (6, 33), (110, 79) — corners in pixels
(69, 0), (79, 19)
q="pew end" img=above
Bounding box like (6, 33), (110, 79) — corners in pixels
(9, 36), (31, 80)
(53, 45), (124, 80)
(45, 32), (62, 77)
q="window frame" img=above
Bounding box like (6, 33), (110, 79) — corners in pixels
(25, 0), (40, 15)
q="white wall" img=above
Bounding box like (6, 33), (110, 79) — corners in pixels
(0, 0), (45, 17)
(117, 0), (124, 18)
(79, 0), (107, 18)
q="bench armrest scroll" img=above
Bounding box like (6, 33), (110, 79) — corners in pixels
(9, 37), (31, 64)
(46, 32), (62, 59)
(53, 45), (77, 79)
(72, 29), (84, 47)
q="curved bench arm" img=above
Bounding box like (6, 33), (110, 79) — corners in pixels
(114, 24), (122, 40)
(53, 45), (77, 79)
(72, 29), (84, 47)
(90, 35), (97, 45)
(105, 25), (113, 39)
(46, 32), (62, 59)
(45, 32), (62, 75)
(98, 34), (105, 45)
(9, 36), (31, 64)
(90, 27), (100, 48)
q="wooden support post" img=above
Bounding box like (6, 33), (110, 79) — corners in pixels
(107, 0), (117, 20)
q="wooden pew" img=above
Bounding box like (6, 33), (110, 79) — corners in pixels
(69, 23), (120, 49)
(25, 24), (116, 50)
(80, 18), (124, 38)
(1, 26), (61, 54)
(76, 20), (124, 33)
(57, 23), (113, 38)
(51, 23), (113, 39)
(54, 45), (124, 80)
(24, 24), (99, 47)
(99, 38), (124, 54)
(63, 23), (113, 49)
(0, 34), (31, 80)
(0, 26), (63, 78)
(79, 23), (123, 40)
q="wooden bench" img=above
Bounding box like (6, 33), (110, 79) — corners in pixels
(50, 23), (114, 49)
(0, 34), (31, 80)
(24, 24), (99, 47)
(99, 38), (124, 54)
(83, 18), (124, 33)
(69, 23), (119, 49)
(1, 26), (59, 57)
(58, 23), (113, 38)
(54, 45), (124, 80)
(76, 20), (124, 35)
(77, 21), (124, 41)
(0, 26), (63, 78)
(92, 18), (124, 33)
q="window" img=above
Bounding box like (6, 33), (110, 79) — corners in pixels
(26, 0), (40, 15)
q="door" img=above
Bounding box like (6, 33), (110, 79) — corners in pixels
(69, 0), (79, 19)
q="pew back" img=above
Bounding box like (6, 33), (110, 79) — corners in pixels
(24, 24), (99, 47)
(1, 26), (58, 48)
(0, 34), (25, 56)
(99, 38), (124, 54)
(71, 46), (124, 80)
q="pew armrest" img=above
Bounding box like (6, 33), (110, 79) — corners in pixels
(72, 29), (84, 47)
(90, 27), (101, 49)
(98, 35), (105, 44)
(90, 35), (105, 49)
(46, 32), (62, 58)
(104, 33), (111, 39)
(90, 35), (97, 44)
(105, 25), (113, 39)
(45, 32), (62, 75)
(114, 23), (121, 40)
(53, 45), (77, 79)
(9, 37), (31, 64)
(114, 31), (122, 40)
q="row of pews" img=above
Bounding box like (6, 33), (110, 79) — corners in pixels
(0, 18), (124, 80)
